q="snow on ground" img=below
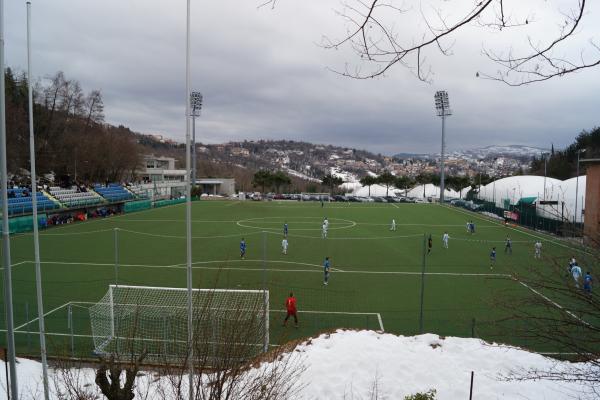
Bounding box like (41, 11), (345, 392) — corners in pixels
(2, 331), (596, 399)
(331, 167), (363, 193)
(284, 168), (321, 183)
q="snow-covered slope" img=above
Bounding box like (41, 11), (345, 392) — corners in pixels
(395, 145), (548, 161)
(460, 145), (549, 160)
(4, 331), (595, 400)
(288, 330), (594, 399)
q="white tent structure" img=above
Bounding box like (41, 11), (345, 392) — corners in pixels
(476, 175), (586, 222)
(350, 182), (461, 199)
(405, 184), (460, 200)
(352, 184), (401, 197)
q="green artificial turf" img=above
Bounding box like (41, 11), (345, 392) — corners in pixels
(0, 200), (591, 357)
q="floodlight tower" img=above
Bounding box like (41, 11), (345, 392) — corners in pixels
(434, 91), (452, 203)
(190, 91), (203, 186)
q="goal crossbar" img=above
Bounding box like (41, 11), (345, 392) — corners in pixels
(108, 284), (265, 294)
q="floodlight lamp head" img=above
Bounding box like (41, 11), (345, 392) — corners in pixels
(190, 91), (203, 116)
(434, 90), (452, 117)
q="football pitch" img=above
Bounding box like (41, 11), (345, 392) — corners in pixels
(0, 200), (591, 357)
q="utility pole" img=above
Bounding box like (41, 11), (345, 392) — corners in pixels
(0, 0), (19, 396)
(27, 2), (49, 398)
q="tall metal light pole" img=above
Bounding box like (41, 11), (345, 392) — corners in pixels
(26, 3), (49, 399)
(434, 91), (451, 203)
(574, 149), (586, 226)
(0, 0), (19, 397)
(184, 1), (194, 398)
(190, 91), (202, 187)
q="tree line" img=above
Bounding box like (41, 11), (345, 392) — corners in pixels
(359, 172), (485, 197)
(530, 127), (600, 180)
(251, 169), (293, 193)
(5, 68), (139, 185)
(253, 168), (492, 198)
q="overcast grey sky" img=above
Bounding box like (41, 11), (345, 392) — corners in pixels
(4, 0), (600, 155)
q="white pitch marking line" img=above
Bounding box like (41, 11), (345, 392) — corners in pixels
(29, 259), (509, 277)
(273, 310), (380, 316)
(517, 280), (591, 327)
(65, 302), (379, 317)
(0, 260), (28, 271)
(390, 203), (399, 209)
(14, 301), (71, 331)
(377, 313), (385, 331)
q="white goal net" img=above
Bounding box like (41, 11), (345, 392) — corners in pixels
(89, 285), (269, 362)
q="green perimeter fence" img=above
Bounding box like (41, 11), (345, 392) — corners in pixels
(6, 287), (558, 361)
(0, 214), (47, 234)
(453, 199), (581, 236)
(2, 198), (191, 233)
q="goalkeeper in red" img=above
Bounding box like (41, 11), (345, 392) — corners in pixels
(283, 292), (298, 328)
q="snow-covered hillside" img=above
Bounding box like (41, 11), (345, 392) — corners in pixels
(395, 145), (548, 161)
(460, 145), (549, 160)
(3, 330), (596, 399)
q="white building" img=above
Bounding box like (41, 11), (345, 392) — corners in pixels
(140, 155), (186, 183)
(138, 155), (235, 197)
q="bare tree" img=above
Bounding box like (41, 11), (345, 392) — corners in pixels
(262, 0), (599, 85)
(84, 90), (105, 133)
(152, 286), (305, 400)
(95, 352), (147, 400)
(50, 356), (100, 400)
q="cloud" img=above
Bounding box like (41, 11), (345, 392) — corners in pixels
(4, 0), (600, 154)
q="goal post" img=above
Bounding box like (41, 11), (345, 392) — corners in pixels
(300, 192), (331, 202)
(89, 285), (270, 362)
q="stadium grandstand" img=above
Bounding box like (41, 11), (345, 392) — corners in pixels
(125, 184), (148, 199)
(94, 183), (134, 202)
(3, 188), (58, 216)
(48, 186), (103, 208)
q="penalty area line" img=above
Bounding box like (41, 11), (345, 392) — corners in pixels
(23, 259), (508, 277)
(14, 301), (72, 331)
(516, 280), (591, 327)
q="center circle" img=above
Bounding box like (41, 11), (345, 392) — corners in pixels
(236, 216), (356, 231)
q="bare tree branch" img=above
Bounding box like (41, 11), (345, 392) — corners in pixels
(262, 0), (599, 84)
